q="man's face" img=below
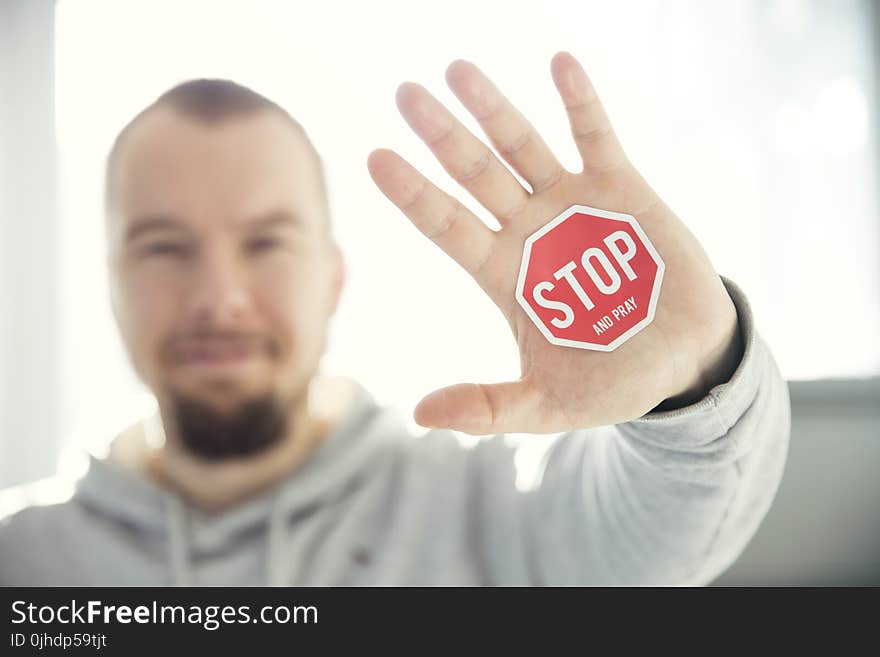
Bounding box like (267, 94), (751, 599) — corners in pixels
(106, 107), (343, 448)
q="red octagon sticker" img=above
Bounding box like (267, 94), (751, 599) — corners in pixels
(515, 204), (664, 352)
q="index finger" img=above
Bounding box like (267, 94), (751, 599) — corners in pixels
(367, 148), (497, 281)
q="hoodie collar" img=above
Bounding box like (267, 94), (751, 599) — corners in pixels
(73, 377), (405, 584)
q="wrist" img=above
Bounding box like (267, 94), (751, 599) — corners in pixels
(655, 305), (744, 412)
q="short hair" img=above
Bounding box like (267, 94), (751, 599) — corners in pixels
(104, 78), (331, 237)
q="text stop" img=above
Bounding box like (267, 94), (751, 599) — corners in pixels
(515, 204), (664, 351)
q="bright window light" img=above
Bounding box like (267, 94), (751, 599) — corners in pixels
(54, 0), (880, 449)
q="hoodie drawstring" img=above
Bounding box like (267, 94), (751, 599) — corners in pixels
(266, 489), (289, 586)
(161, 488), (292, 586)
(164, 494), (191, 586)
(164, 491), (285, 586)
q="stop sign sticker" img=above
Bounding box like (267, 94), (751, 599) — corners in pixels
(515, 204), (664, 352)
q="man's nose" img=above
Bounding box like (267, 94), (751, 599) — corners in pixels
(186, 249), (252, 325)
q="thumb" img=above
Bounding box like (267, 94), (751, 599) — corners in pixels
(414, 380), (536, 435)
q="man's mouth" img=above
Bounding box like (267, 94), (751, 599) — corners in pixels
(178, 341), (263, 372)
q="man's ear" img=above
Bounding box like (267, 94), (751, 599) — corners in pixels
(107, 253), (122, 328)
(328, 243), (345, 316)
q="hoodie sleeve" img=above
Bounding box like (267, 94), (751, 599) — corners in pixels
(513, 275), (791, 585)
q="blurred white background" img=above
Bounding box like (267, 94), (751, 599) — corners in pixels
(1, 0), (878, 583)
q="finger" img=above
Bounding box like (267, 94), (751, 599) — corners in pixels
(414, 380), (539, 435)
(367, 148), (495, 279)
(395, 82), (530, 225)
(445, 59), (566, 194)
(550, 51), (627, 173)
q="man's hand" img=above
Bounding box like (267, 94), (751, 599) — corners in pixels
(367, 51), (743, 435)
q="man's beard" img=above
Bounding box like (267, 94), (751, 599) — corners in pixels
(167, 390), (289, 461)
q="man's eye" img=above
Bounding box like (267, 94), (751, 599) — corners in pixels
(143, 242), (188, 256)
(247, 237), (281, 253)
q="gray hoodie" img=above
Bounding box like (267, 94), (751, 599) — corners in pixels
(0, 276), (790, 586)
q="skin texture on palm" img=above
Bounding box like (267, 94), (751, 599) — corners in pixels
(367, 52), (742, 435)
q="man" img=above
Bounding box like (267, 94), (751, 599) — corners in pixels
(0, 52), (790, 585)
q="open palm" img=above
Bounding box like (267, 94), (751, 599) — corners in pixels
(368, 52), (742, 435)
